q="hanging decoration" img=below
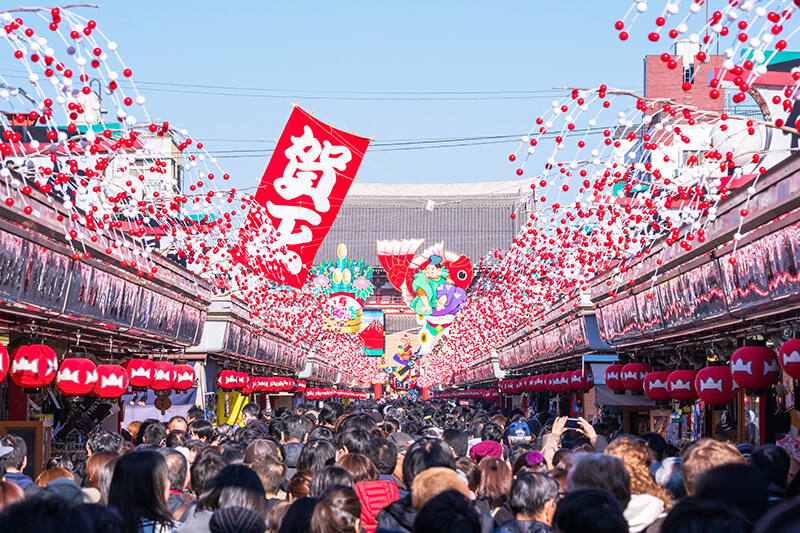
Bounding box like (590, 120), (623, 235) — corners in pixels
(730, 345), (780, 390)
(93, 364), (129, 399)
(55, 358), (97, 396)
(10, 344), (58, 388)
(695, 365), (738, 406)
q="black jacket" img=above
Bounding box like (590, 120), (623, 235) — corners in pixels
(496, 518), (553, 533)
(375, 494), (415, 533)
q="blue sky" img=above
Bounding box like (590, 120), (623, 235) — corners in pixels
(87, 1), (669, 189)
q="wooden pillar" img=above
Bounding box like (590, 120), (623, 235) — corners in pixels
(421, 387), (430, 401)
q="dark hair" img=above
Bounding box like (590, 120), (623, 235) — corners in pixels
(509, 472), (559, 517)
(403, 437), (456, 488)
(310, 486), (361, 533)
(335, 428), (372, 455)
(335, 453), (378, 483)
(365, 438), (398, 475)
(168, 416), (188, 429)
(694, 463), (769, 526)
(188, 405), (205, 422)
(287, 470), (313, 500)
(79, 502), (127, 533)
(87, 431), (123, 455)
(661, 497), (746, 533)
(339, 414), (380, 435)
(250, 456), (287, 496)
(750, 444), (791, 490)
(413, 490), (480, 533)
(297, 439), (336, 473)
(138, 419), (166, 446)
(188, 419), (214, 441)
(319, 402), (344, 427)
(442, 429), (468, 458)
(278, 497), (318, 533)
(86, 452), (117, 490)
(0, 497), (94, 533)
(456, 456), (481, 493)
(197, 464), (268, 518)
(308, 425), (335, 442)
(0, 435), (26, 470)
(567, 454), (631, 510)
(509, 443), (536, 472)
(310, 467), (354, 498)
(165, 430), (189, 449)
(754, 497), (800, 533)
(0, 480), (25, 510)
(242, 402), (261, 419)
(639, 432), (668, 463)
(191, 450), (229, 495)
(156, 447), (188, 492)
(235, 428), (266, 447)
(46, 455), (74, 472)
(553, 489), (628, 533)
(108, 451), (174, 532)
(480, 423), (504, 443)
(283, 416), (309, 442)
(304, 412), (318, 427)
(210, 506), (266, 533)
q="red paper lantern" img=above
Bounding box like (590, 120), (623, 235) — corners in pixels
(0, 343), (9, 383)
(241, 376), (255, 395)
(668, 370), (698, 401)
(557, 371), (573, 393)
(123, 359), (155, 388)
(695, 366), (738, 406)
(571, 369), (594, 392)
(217, 370), (239, 390)
(56, 358), (97, 396)
(532, 375), (546, 392)
(779, 339), (800, 379)
(605, 364), (626, 392)
(543, 374), (556, 392)
(643, 371), (672, 402)
(172, 364), (196, 391)
(621, 363), (652, 392)
(730, 346), (780, 390)
(93, 364), (129, 399)
(150, 361), (175, 391)
(10, 344), (58, 388)
(236, 372), (250, 390)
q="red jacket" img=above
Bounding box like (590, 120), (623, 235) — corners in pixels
(355, 480), (400, 533)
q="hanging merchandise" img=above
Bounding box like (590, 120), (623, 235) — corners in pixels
(93, 364), (129, 399)
(123, 359), (156, 389)
(10, 344), (58, 388)
(730, 346), (780, 391)
(695, 366), (738, 406)
(55, 358), (97, 396)
(643, 371), (672, 402)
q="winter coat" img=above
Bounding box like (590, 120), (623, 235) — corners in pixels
(356, 480), (400, 533)
(624, 493), (665, 533)
(496, 518), (553, 533)
(375, 493), (415, 533)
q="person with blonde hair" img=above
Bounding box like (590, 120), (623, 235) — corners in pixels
(681, 438), (747, 496)
(605, 436), (671, 532)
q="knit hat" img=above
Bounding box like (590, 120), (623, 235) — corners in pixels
(209, 506), (266, 533)
(468, 440), (503, 462)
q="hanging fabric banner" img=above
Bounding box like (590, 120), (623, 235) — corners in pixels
(231, 106), (370, 288)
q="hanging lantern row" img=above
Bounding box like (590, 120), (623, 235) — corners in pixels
(216, 370), (306, 394)
(305, 388), (368, 400)
(433, 388), (500, 401)
(498, 368), (594, 395)
(0, 344), (197, 399)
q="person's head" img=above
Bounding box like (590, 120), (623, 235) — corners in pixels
(210, 506), (267, 533)
(242, 402), (261, 423)
(188, 419), (214, 442)
(86, 431), (123, 456)
(553, 488), (627, 533)
(638, 432), (668, 463)
(156, 447), (188, 493)
(98, 456), (119, 505)
(138, 419), (166, 446)
(0, 497), (94, 532)
(319, 402), (344, 427)
(480, 422), (504, 443)
(456, 456), (481, 494)
(442, 429), (468, 458)
(1, 435), (26, 471)
(364, 437), (398, 476)
(605, 435), (672, 508)
(509, 443), (536, 470)
(307, 425), (335, 442)
(191, 450), (229, 495)
(0, 480), (25, 511)
(694, 463), (769, 527)
(335, 428), (372, 456)
(197, 464), (268, 518)
(513, 451), (548, 476)
(243, 439), (282, 465)
(310, 467), (354, 498)
(509, 472), (560, 524)
(108, 450), (173, 530)
(403, 437), (457, 489)
(297, 439), (336, 473)
(35, 467), (74, 487)
(165, 430), (189, 449)
(168, 416), (188, 434)
(566, 454), (631, 510)
(551, 449), (574, 470)
(477, 456), (512, 508)
(45, 456), (74, 472)
(188, 405), (205, 424)
(286, 470), (314, 501)
(249, 456), (287, 497)
(661, 497), (747, 533)
(411, 466), (471, 512)
(413, 489), (480, 533)
(681, 438), (746, 496)
(310, 485), (361, 533)
(750, 444), (791, 490)
(335, 453), (378, 484)
(282, 415), (309, 443)
(279, 497), (318, 533)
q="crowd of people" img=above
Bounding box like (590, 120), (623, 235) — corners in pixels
(0, 399), (798, 533)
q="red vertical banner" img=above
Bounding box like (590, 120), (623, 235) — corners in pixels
(231, 106), (370, 288)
